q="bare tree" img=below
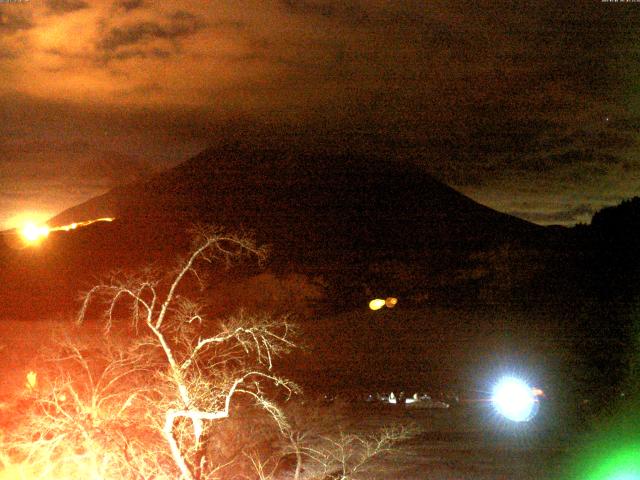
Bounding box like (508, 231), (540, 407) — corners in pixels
(3, 340), (170, 479)
(76, 226), (299, 480)
(304, 425), (417, 480)
(280, 401), (419, 480)
(1, 226), (417, 480)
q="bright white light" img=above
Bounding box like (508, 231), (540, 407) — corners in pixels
(492, 376), (537, 422)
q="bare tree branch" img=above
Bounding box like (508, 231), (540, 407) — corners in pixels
(72, 227), (293, 480)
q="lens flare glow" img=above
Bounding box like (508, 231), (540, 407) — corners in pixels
(385, 297), (398, 308)
(583, 444), (640, 480)
(491, 376), (537, 422)
(21, 222), (50, 244)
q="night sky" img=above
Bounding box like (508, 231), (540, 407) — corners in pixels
(2, 0), (640, 230)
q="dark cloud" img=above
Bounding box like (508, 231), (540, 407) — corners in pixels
(114, 0), (144, 12)
(519, 151), (622, 175)
(73, 152), (155, 187)
(0, 141), (152, 184)
(612, 116), (640, 131)
(0, 137), (158, 226)
(113, 81), (163, 97)
(97, 11), (207, 52)
(2, 1), (640, 227)
(561, 129), (636, 151)
(508, 204), (596, 226)
(281, 0), (334, 17)
(559, 163), (611, 185)
(280, 0), (369, 25)
(398, 2), (640, 197)
(0, 9), (33, 33)
(45, 0), (89, 14)
(105, 48), (171, 61)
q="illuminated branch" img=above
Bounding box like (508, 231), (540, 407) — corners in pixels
(74, 226), (294, 480)
(286, 425), (417, 480)
(2, 339), (168, 479)
(155, 227), (266, 331)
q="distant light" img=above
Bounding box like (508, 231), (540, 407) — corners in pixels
(25, 371), (37, 391)
(492, 376), (538, 422)
(56, 217), (114, 231)
(16, 217), (116, 247)
(369, 299), (386, 310)
(385, 297), (398, 308)
(531, 387), (545, 398)
(20, 222), (50, 244)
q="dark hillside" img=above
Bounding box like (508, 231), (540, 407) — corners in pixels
(2, 143), (544, 318)
(50, 145), (542, 262)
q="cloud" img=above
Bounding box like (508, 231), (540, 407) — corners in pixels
(518, 151), (621, 175)
(0, 9), (33, 33)
(279, 0), (369, 25)
(73, 152), (155, 187)
(0, 0), (639, 227)
(114, 0), (144, 12)
(97, 10), (207, 52)
(281, 0), (334, 17)
(0, 138), (159, 228)
(103, 48), (171, 61)
(507, 204), (597, 226)
(45, 0), (89, 14)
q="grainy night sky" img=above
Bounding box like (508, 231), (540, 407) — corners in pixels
(1, 0), (640, 229)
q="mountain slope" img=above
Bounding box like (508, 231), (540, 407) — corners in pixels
(50, 145), (540, 260)
(2, 144), (542, 318)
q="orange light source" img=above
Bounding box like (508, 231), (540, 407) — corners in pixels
(385, 297), (398, 308)
(25, 371), (37, 391)
(20, 222), (50, 244)
(16, 217), (115, 247)
(531, 387), (545, 398)
(369, 297), (399, 310)
(369, 299), (386, 310)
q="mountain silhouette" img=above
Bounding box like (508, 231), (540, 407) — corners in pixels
(1, 143), (542, 318)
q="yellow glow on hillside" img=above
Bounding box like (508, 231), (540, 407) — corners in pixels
(16, 217), (115, 247)
(55, 217), (115, 231)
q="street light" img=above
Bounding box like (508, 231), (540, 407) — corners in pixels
(491, 376), (539, 422)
